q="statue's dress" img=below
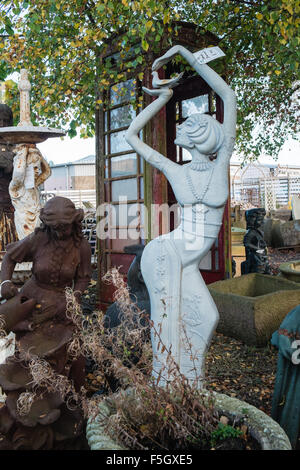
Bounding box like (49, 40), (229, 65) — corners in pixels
(271, 305), (300, 448)
(0, 230), (91, 450)
(140, 160), (227, 384)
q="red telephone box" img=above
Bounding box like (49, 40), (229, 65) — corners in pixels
(96, 23), (232, 309)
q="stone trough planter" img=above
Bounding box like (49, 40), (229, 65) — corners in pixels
(86, 389), (291, 451)
(279, 260), (300, 283)
(208, 273), (300, 346)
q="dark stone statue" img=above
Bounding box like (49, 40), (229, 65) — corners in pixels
(241, 208), (271, 275)
(0, 104), (18, 251)
(104, 244), (150, 329)
(0, 196), (92, 450)
(100, 245), (150, 393)
(271, 304), (300, 449)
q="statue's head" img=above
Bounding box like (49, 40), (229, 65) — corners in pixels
(245, 208), (266, 229)
(174, 113), (224, 156)
(0, 104), (13, 128)
(39, 196), (84, 241)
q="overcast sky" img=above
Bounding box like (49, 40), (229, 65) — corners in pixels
(37, 133), (300, 167)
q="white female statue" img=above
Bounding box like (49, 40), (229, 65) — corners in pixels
(126, 45), (236, 386)
(9, 144), (51, 239)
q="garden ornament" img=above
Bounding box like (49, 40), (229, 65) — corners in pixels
(126, 45), (236, 386)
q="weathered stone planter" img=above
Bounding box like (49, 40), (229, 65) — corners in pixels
(208, 273), (300, 346)
(86, 389), (291, 450)
(279, 260), (300, 283)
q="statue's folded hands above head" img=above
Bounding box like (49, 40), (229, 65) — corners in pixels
(125, 45), (237, 386)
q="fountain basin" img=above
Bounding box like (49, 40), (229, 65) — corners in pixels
(0, 126), (65, 144)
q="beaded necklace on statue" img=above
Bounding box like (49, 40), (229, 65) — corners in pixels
(184, 161), (214, 203)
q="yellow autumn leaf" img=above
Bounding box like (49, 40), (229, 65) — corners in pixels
(256, 13), (263, 20)
(275, 70), (281, 75)
(142, 39), (149, 51)
(146, 20), (153, 29)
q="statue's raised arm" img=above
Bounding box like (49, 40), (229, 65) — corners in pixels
(125, 45), (237, 387)
(152, 45), (236, 144)
(125, 72), (183, 178)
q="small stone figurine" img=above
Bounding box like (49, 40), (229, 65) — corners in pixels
(241, 208), (271, 275)
(9, 143), (51, 240)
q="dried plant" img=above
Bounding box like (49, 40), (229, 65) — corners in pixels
(77, 267), (219, 450)
(0, 315), (7, 338)
(17, 391), (37, 416)
(13, 266), (219, 450)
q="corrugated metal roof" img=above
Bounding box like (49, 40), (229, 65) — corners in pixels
(50, 154), (95, 167)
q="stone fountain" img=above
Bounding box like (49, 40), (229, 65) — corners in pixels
(0, 69), (65, 145)
(0, 70), (65, 241)
(0, 69), (66, 287)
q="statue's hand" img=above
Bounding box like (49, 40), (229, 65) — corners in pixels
(152, 71), (183, 89)
(142, 86), (173, 98)
(152, 45), (184, 71)
(1, 280), (18, 300)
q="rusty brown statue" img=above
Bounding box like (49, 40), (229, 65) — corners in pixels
(0, 196), (92, 450)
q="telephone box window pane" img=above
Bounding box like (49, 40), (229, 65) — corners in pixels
(111, 154), (137, 178)
(105, 162), (109, 178)
(175, 123), (191, 162)
(110, 79), (135, 106)
(182, 148), (192, 162)
(111, 203), (141, 227)
(104, 182), (110, 200)
(215, 250), (219, 270)
(111, 178), (137, 201)
(110, 105), (136, 130)
(199, 250), (212, 270)
(111, 230), (141, 251)
(104, 111), (108, 132)
(140, 177), (144, 199)
(110, 130), (132, 154)
(182, 95), (209, 118)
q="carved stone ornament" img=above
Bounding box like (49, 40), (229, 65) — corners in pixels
(125, 45), (236, 387)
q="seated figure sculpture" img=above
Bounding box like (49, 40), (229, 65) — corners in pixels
(241, 208), (271, 275)
(0, 196), (92, 450)
(125, 45), (236, 386)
